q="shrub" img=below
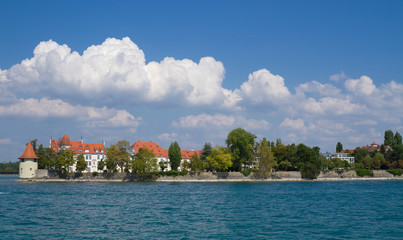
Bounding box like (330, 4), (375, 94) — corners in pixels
(356, 169), (374, 177)
(386, 169), (403, 176)
(240, 170), (252, 177)
(92, 172), (99, 177)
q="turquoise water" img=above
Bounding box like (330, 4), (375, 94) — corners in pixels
(1, 177), (402, 239)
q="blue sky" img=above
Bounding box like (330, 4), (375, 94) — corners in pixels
(1, 0), (402, 162)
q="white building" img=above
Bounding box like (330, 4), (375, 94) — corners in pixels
(326, 152), (355, 164)
(50, 134), (106, 173)
(19, 142), (39, 178)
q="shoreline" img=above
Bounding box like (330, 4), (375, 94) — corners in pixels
(15, 176), (403, 183)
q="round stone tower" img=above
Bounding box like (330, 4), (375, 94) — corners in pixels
(19, 142), (39, 178)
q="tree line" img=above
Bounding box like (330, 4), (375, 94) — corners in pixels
(6, 129), (403, 179)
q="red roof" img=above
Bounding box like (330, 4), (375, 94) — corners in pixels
(60, 134), (71, 146)
(19, 142), (39, 159)
(51, 135), (105, 154)
(131, 141), (202, 159)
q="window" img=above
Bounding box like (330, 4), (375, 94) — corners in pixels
(95, 150), (99, 153)
(97, 155), (100, 160)
(85, 150), (89, 153)
(101, 150), (104, 153)
(93, 161), (96, 166)
(87, 161), (91, 167)
(78, 149), (82, 152)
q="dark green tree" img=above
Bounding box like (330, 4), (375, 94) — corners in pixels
(115, 140), (131, 172)
(36, 144), (58, 170)
(131, 148), (158, 179)
(98, 159), (105, 172)
(394, 132), (402, 146)
(336, 142), (343, 153)
(384, 130), (394, 146)
(353, 147), (369, 164)
(75, 154), (87, 174)
(200, 142), (212, 162)
(295, 144), (322, 179)
(226, 128), (255, 171)
(168, 141), (182, 171)
(56, 150), (75, 176)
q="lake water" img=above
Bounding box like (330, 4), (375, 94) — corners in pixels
(1, 176), (402, 239)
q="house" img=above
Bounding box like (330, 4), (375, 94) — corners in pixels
(131, 141), (202, 171)
(325, 152), (355, 164)
(341, 142), (392, 154)
(50, 134), (106, 173)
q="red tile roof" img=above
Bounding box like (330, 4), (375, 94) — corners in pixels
(131, 141), (202, 159)
(51, 135), (105, 154)
(60, 134), (72, 146)
(19, 142), (39, 159)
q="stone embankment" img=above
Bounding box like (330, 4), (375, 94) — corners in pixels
(15, 170), (403, 182)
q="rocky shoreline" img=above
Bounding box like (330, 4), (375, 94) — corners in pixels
(15, 170), (403, 183)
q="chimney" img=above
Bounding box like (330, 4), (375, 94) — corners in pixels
(81, 136), (83, 143)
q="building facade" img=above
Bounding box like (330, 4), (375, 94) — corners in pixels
(19, 142), (39, 178)
(50, 134), (106, 173)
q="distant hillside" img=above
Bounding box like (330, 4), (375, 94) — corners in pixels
(0, 161), (19, 174)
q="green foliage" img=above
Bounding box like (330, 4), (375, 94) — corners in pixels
(75, 154), (87, 173)
(362, 155), (373, 169)
(0, 161), (19, 174)
(189, 154), (203, 172)
(168, 141), (182, 171)
(296, 144), (322, 179)
(386, 169), (403, 176)
(92, 172), (99, 177)
(36, 144), (58, 170)
(254, 138), (275, 172)
(226, 128), (255, 171)
(384, 130), (394, 146)
(394, 132), (402, 147)
(355, 169), (374, 177)
(336, 142), (343, 153)
(353, 147), (369, 163)
(56, 150), (75, 176)
(201, 142), (212, 162)
(98, 159), (105, 171)
(159, 160), (168, 172)
(278, 160), (292, 171)
(206, 146), (233, 172)
(106, 141), (131, 172)
(131, 148), (158, 179)
(240, 170), (252, 177)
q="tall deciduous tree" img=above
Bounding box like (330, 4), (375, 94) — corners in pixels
(56, 150), (75, 176)
(115, 140), (131, 172)
(336, 142), (343, 153)
(131, 148), (158, 179)
(189, 154), (203, 172)
(226, 128), (255, 171)
(295, 144), (322, 179)
(394, 132), (402, 146)
(255, 138), (275, 172)
(36, 144), (58, 170)
(168, 141), (182, 171)
(206, 146), (232, 172)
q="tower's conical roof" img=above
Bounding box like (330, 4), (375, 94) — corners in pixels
(60, 134), (71, 146)
(18, 142), (39, 159)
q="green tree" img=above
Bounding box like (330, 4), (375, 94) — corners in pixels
(36, 144), (58, 170)
(384, 130), (394, 146)
(353, 147), (369, 164)
(98, 159), (105, 172)
(394, 132), (402, 146)
(115, 140), (131, 172)
(295, 144), (322, 179)
(255, 138), (275, 172)
(363, 155), (373, 169)
(200, 142), (212, 162)
(189, 154), (204, 172)
(159, 160), (168, 172)
(226, 128), (255, 171)
(168, 141), (182, 171)
(336, 142), (343, 153)
(75, 154), (87, 174)
(131, 148), (158, 179)
(373, 152), (385, 169)
(56, 150), (75, 176)
(206, 146), (233, 172)
(105, 145), (118, 172)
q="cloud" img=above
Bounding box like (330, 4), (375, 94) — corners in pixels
(0, 97), (141, 128)
(172, 113), (269, 130)
(2, 37), (237, 108)
(158, 133), (178, 142)
(239, 69), (291, 105)
(296, 81), (341, 97)
(0, 139), (12, 144)
(329, 71), (347, 82)
(345, 75), (376, 96)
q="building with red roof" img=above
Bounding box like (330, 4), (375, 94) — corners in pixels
(19, 142), (39, 178)
(131, 141), (202, 171)
(50, 134), (106, 173)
